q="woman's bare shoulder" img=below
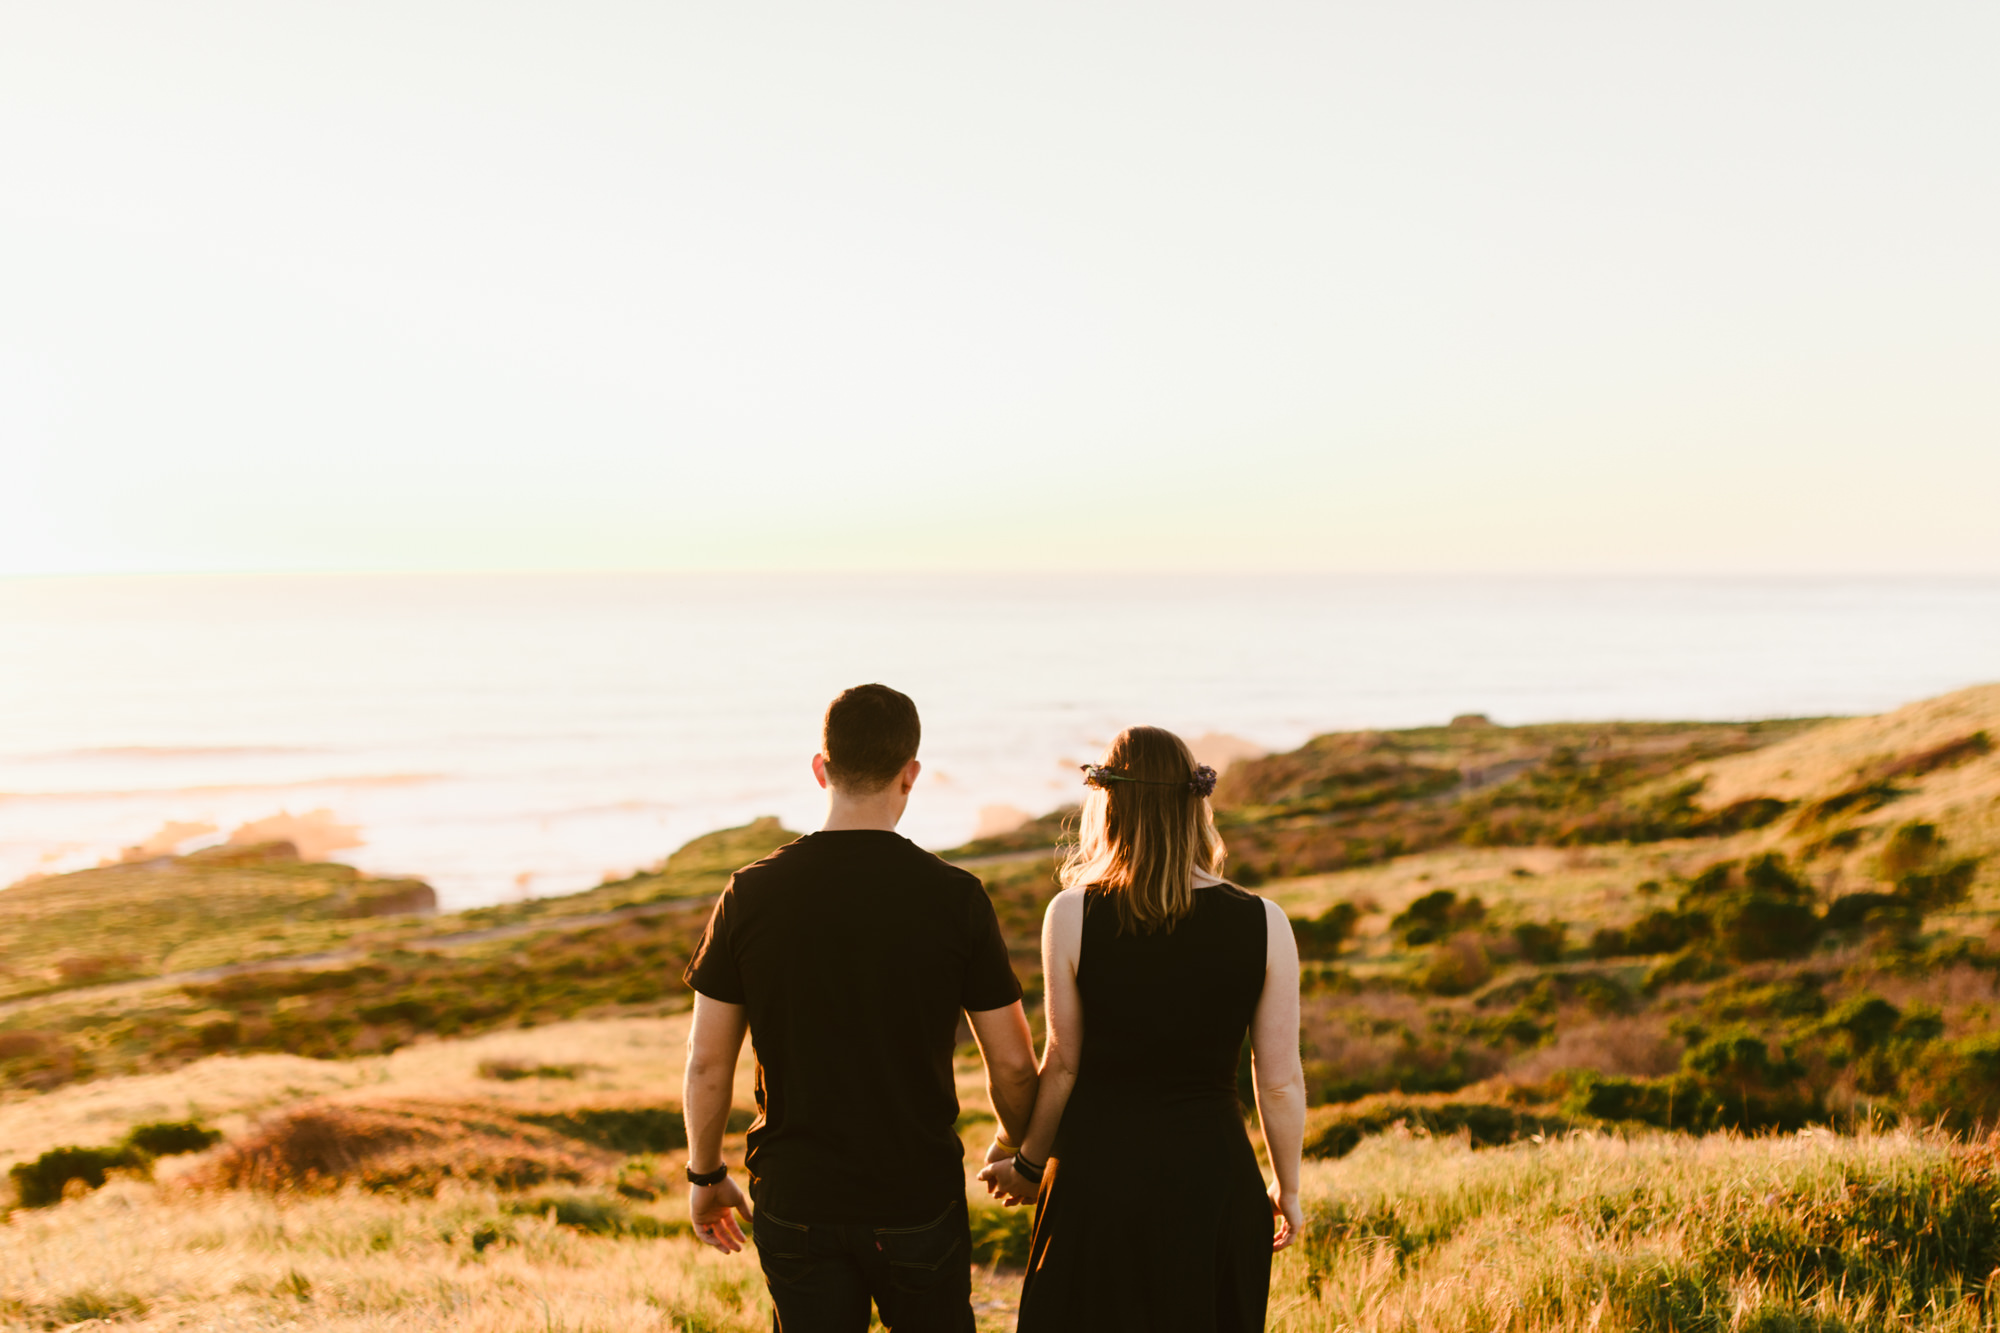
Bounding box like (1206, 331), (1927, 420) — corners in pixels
(1044, 886), (1089, 922)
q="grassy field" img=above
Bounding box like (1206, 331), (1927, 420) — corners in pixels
(6, 1097), (1997, 1331)
(5, 685), (2000, 1328)
(0, 1014), (1034, 1331)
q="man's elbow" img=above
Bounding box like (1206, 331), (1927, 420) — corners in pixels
(993, 1052), (1039, 1091)
(684, 1055), (733, 1086)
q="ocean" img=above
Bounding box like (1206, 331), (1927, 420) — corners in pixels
(2, 574), (1996, 910)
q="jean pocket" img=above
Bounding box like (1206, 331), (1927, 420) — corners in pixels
(873, 1203), (967, 1292)
(752, 1209), (811, 1262)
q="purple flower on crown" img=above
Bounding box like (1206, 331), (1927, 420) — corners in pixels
(1189, 764), (1219, 798)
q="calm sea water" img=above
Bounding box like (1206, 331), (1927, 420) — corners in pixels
(3, 574), (1997, 909)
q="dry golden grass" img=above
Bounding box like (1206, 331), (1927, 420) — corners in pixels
(194, 1101), (612, 1195)
(0, 1015), (758, 1178)
(8, 1126), (1994, 1333)
(2, 1014), (1031, 1329)
(1693, 684), (2000, 808)
(1691, 683), (2000, 903)
(0, 1179), (1020, 1331)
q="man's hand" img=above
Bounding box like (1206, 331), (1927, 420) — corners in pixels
(976, 1157), (1041, 1208)
(982, 1135), (1014, 1167)
(690, 1176), (753, 1254)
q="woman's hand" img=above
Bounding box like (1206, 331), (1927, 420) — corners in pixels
(1269, 1181), (1303, 1251)
(976, 1157), (1041, 1208)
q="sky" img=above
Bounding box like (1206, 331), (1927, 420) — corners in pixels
(2, 2), (1996, 576)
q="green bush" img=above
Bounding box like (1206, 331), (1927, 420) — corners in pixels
(1292, 902), (1361, 959)
(1644, 947), (1730, 991)
(499, 1191), (689, 1239)
(8, 1143), (146, 1208)
(1822, 892), (1918, 939)
(1593, 909), (1710, 959)
(1301, 1098), (1570, 1159)
(123, 1120), (222, 1157)
(1512, 920), (1566, 964)
(1905, 1033), (2000, 1130)
(519, 1107), (686, 1154)
(1391, 891), (1484, 947)
(1714, 897), (1821, 961)
(1421, 936), (1493, 996)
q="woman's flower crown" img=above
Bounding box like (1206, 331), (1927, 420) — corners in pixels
(1081, 763), (1218, 799)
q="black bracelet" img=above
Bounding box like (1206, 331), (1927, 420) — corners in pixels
(686, 1162), (728, 1187)
(1012, 1151), (1046, 1185)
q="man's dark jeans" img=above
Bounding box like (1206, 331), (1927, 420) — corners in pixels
(752, 1197), (976, 1333)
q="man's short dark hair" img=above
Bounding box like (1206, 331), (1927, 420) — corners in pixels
(823, 684), (921, 792)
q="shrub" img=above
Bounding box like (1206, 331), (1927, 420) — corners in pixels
(1819, 995), (1902, 1052)
(46, 1289), (147, 1325)
(1823, 892), (1919, 939)
(1715, 897), (1821, 961)
(1644, 947), (1730, 991)
(1293, 902), (1361, 959)
(1905, 1033), (2000, 1130)
(1563, 1072), (1685, 1127)
(477, 1058), (583, 1081)
(1392, 891), (1484, 947)
(1512, 920), (1566, 964)
(1421, 935), (1493, 996)
(1900, 859), (1982, 913)
(1680, 855), (1822, 960)
(9, 1144), (146, 1208)
(518, 1105), (687, 1154)
(1593, 909), (1706, 959)
(1678, 1030), (1815, 1130)
(199, 1101), (608, 1195)
(1300, 1096), (1571, 1159)
(1881, 821), (1945, 878)
(123, 1120), (222, 1156)
(1798, 780), (1903, 824)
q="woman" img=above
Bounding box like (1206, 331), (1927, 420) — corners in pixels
(978, 725), (1305, 1332)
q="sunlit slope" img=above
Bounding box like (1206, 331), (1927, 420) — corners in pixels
(0, 820), (797, 1093)
(0, 846), (437, 1003)
(1687, 682), (2000, 891)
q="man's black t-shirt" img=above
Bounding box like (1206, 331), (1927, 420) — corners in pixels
(683, 830), (1022, 1224)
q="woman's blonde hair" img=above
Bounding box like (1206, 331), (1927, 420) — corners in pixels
(1058, 725), (1226, 934)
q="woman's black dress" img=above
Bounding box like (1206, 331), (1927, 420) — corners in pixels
(1017, 883), (1272, 1332)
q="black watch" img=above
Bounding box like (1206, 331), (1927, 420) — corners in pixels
(686, 1162), (728, 1187)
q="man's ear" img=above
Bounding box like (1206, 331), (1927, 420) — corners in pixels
(900, 758), (921, 795)
(811, 753), (831, 791)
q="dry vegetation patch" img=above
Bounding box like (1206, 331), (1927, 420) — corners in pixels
(195, 1099), (615, 1195)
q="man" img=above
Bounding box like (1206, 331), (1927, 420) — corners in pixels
(682, 683), (1039, 1332)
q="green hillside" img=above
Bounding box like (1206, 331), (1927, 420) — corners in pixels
(0, 820), (798, 1093)
(8, 685), (2000, 1143)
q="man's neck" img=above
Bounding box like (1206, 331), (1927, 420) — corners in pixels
(820, 791), (908, 834)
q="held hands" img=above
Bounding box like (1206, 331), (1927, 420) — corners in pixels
(1268, 1180), (1303, 1251)
(976, 1136), (1041, 1208)
(690, 1176), (753, 1254)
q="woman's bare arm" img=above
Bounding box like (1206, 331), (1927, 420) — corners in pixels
(978, 888), (1085, 1205)
(1250, 896), (1306, 1250)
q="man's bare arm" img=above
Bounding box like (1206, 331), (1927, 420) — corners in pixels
(967, 1000), (1039, 1146)
(683, 993), (753, 1253)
